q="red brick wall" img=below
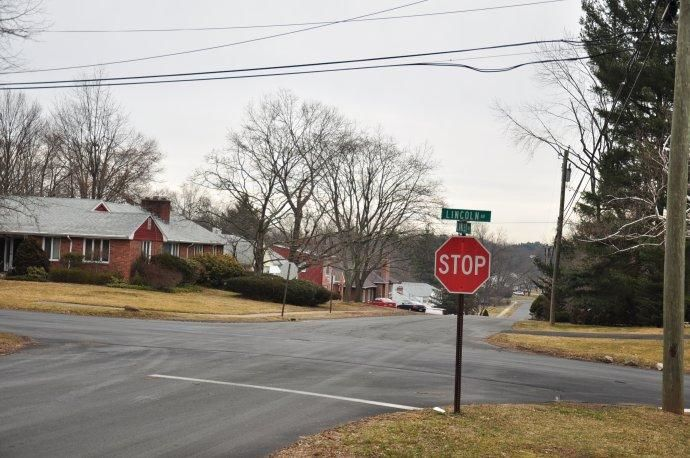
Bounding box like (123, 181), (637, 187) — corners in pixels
(45, 238), (139, 280)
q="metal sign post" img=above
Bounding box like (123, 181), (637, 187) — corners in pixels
(454, 293), (465, 413)
(436, 208), (492, 414)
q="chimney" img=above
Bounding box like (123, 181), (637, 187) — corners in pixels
(141, 196), (171, 223)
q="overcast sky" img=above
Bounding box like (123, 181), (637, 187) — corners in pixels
(7, 0), (584, 243)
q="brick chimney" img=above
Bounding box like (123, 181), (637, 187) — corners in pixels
(141, 196), (171, 223)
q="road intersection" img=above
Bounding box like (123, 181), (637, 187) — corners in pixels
(0, 301), (685, 456)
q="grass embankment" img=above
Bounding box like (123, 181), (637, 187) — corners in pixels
(0, 332), (31, 355)
(513, 319), (690, 335)
(488, 333), (690, 371)
(0, 280), (407, 322)
(275, 403), (690, 457)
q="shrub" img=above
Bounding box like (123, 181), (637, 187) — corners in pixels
(529, 294), (548, 320)
(135, 263), (183, 292)
(150, 253), (199, 284)
(313, 285), (333, 305)
(26, 266), (48, 281)
(330, 290), (342, 301)
(130, 255), (183, 291)
(225, 274), (332, 307)
(192, 253), (245, 287)
(60, 252), (84, 269)
(13, 239), (49, 275)
(48, 267), (120, 285)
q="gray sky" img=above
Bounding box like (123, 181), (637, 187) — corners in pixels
(9, 0), (584, 242)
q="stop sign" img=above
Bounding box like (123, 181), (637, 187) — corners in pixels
(435, 236), (491, 294)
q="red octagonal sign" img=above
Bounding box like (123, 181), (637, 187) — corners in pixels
(435, 236), (491, 294)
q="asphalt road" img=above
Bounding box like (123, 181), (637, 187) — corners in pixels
(0, 301), (684, 457)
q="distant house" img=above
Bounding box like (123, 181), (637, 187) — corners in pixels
(390, 282), (439, 304)
(271, 244), (395, 302)
(222, 235), (296, 279)
(0, 196), (225, 279)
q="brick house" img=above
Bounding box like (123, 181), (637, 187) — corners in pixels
(0, 196), (225, 279)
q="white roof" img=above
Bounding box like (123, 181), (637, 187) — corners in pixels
(0, 196), (225, 245)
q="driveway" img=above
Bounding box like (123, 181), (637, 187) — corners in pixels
(0, 302), (684, 457)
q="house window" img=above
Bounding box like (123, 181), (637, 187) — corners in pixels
(83, 239), (109, 263)
(141, 241), (152, 260)
(43, 237), (61, 261)
(193, 245), (203, 255)
(163, 242), (179, 257)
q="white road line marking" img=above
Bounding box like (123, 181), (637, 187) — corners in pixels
(149, 374), (421, 411)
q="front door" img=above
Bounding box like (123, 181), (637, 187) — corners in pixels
(1, 237), (24, 272)
(0, 238), (5, 272)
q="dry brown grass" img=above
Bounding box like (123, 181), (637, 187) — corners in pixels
(274, 403), (690, 457)
(512, 320), (682, 335)
(488, 332), (690, 371)
(0, 280), (407, 322)
(0, 332), (31, 355)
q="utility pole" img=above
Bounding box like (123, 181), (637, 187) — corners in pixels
(662, 0), (689, 415)
(549, 148), (570, 325)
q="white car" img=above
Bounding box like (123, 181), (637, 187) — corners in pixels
(424, 305), (445, 315)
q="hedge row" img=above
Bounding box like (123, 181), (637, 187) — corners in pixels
(48, 267), (121, 285)
(224, 274), (332, 307)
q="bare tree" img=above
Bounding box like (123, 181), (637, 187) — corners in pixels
(266, 91), (345, 263)
(168, 182), (212, 222)
(198, 100), (289, 272)
(0, 0), (43, 69)
(321, 131), (439, 302)
(50, 81), (162, 202)
(0, 90), (45, 195)
(0, 1), (45, 216)
(497, 43), (611, 218)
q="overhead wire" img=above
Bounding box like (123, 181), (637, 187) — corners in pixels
(0, 38), (610, 88)
(0, 0), (430, 75)
(0, 50), (625, 91)
(44, 0), (566, 33)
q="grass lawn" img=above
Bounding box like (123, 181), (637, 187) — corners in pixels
(512, 319), (690, 335)
(0, 332), (31, 355)
(0, 279), (407, 322)
(488, 332), (690, 371)
(275, 403), (690, 457)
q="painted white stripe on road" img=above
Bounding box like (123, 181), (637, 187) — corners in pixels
(149, 374), (421, 411)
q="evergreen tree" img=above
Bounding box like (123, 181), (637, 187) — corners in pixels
(545, 0), (688, 326)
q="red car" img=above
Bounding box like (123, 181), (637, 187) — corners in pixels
(369, 297), (397, 308)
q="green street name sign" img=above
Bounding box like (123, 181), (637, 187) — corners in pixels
(456, 221), (472, 234)
(441, 208), (492, 222)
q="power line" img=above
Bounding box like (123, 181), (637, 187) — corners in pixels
(0, 50), (622, 91)
(0, 38), (599, 88)
(0, 0), (429, 76)
(44, 0), (567, 33)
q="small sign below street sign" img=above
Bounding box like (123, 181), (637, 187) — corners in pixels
(441, 208), (491, 222)
(456, 221), (471, 234)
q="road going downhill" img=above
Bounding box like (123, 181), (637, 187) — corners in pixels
(0, 300), (684, 456)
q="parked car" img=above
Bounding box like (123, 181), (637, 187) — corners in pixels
(397, 301), (414, 310)
(425, 306), (446, 315)
(409, 303), (426, 313)
(369, 297), (397, 308)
